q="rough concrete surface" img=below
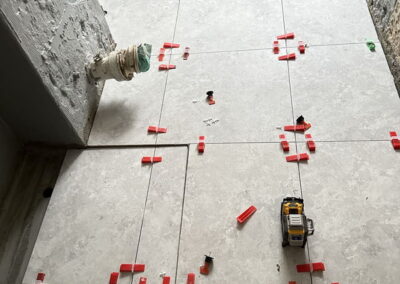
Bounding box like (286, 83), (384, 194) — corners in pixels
(0, 0), (114, 143)
(367, 0), (400, 94)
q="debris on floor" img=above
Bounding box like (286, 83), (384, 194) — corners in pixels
(366, 40), (376, 52)
(183, 47), (190, 60)
(296, 115), (312, 130)
(237, 205), (257, 224)
(277, 32), (295, 40)
(200, 255), (214, 275)
(286, 153), (309, 162)
(390, 131), (400, 150)
(202, 118), (219, 126)
(198, 136), (205, 153)
(276, 264), (281, 272)
(305, 134), (316, 151)
(158, 48), (166, 61)
(206, 91), (216, 105)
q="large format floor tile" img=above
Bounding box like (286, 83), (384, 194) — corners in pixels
(298, 141), (400, 284)
(89, 59), (167, 146)
(174, 0), (285, 53)
(133, 147), (187, 283)
(157, 50), (295, 144)
(23, 147), (188, 284)
(283, 0), (378, 46)
(288, 44), (400, 142)
(176, 144), (311, 284)
(99, 0), (178, 52)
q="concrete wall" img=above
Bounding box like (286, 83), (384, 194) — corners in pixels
(367, 0), (400, 94)
(0, 117), (22, 200)
(0, 0), (114, 145)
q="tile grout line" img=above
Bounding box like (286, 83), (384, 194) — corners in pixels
(280, 1), (312, 283)
(131, 2), (181, 283)
(174, 145), (190, 284)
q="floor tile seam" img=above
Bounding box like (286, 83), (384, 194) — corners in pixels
(174, 145), (189, 284)
(83, 139), (392, 149)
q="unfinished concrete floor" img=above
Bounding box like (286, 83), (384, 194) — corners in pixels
(23, 0), (400, 283)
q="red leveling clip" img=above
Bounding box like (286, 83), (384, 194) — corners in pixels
(284, 124), (305, 132)
(133, 264), (145, 272)
(273, 41), (280, 54)
(286, 153), (309, 162)
(148, 126), (167, 133)
(390, 131), (400, 150)
(159, 64), (176, 71)
(139, 277), (147, 284)
(163, 42), (180, 48)
(187, 273), (195, 284)
(158, 48), (165, 61)
(288, 282), (297, 284)
(296, 262), (325, 272)
(36, 273), (46, 281)
(305, 134), (316, 151)
(277, 32), (295, 40)
(198, 136), (205, 153)
(120, 264), (133, 272)
(142, 157), (163, 164)
(279, 134), (290, 152)
(298, 41), (306, 54)
(109, 272), (119, 284)
(237, 205), (257, 223)
(279, 53), (296, 61)
(163, 276), (171, 284)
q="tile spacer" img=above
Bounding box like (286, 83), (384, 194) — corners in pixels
(133, 264), (145, 272)
(163, 42), (180, 48)
(390, 131), (400, 150)
(139, 277), (147, 284)
(237, 205), (257, 224)
(279, 134), (290, 152)
(120, 264), (133, 272)
(198, 136), (205, 153)
(305, 134), (316, 151)
(36, 273), (46, 282)
(142, 157), (163, 164)
(288, 282), (297, 284)
(148, 126), (167, 133)
(187, 273), (195, 284)
(284, 124), (305, 132)
(286, 153), (309, 162)
(298, 41), (305, 54)
(273, 41), (280, 54)
(200, 255), (214, 275)
(279, 53), (296, 60)
(159, 64), (176, 71)
(277, 32), (295, 40)
(162, 276), (171, 284)
(158, 48), (165, 61)
(312, 262), (325, 271)
(109, 272), (119, 284)
(296, 262), (325, 272)
(183, 47), (190, 60)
